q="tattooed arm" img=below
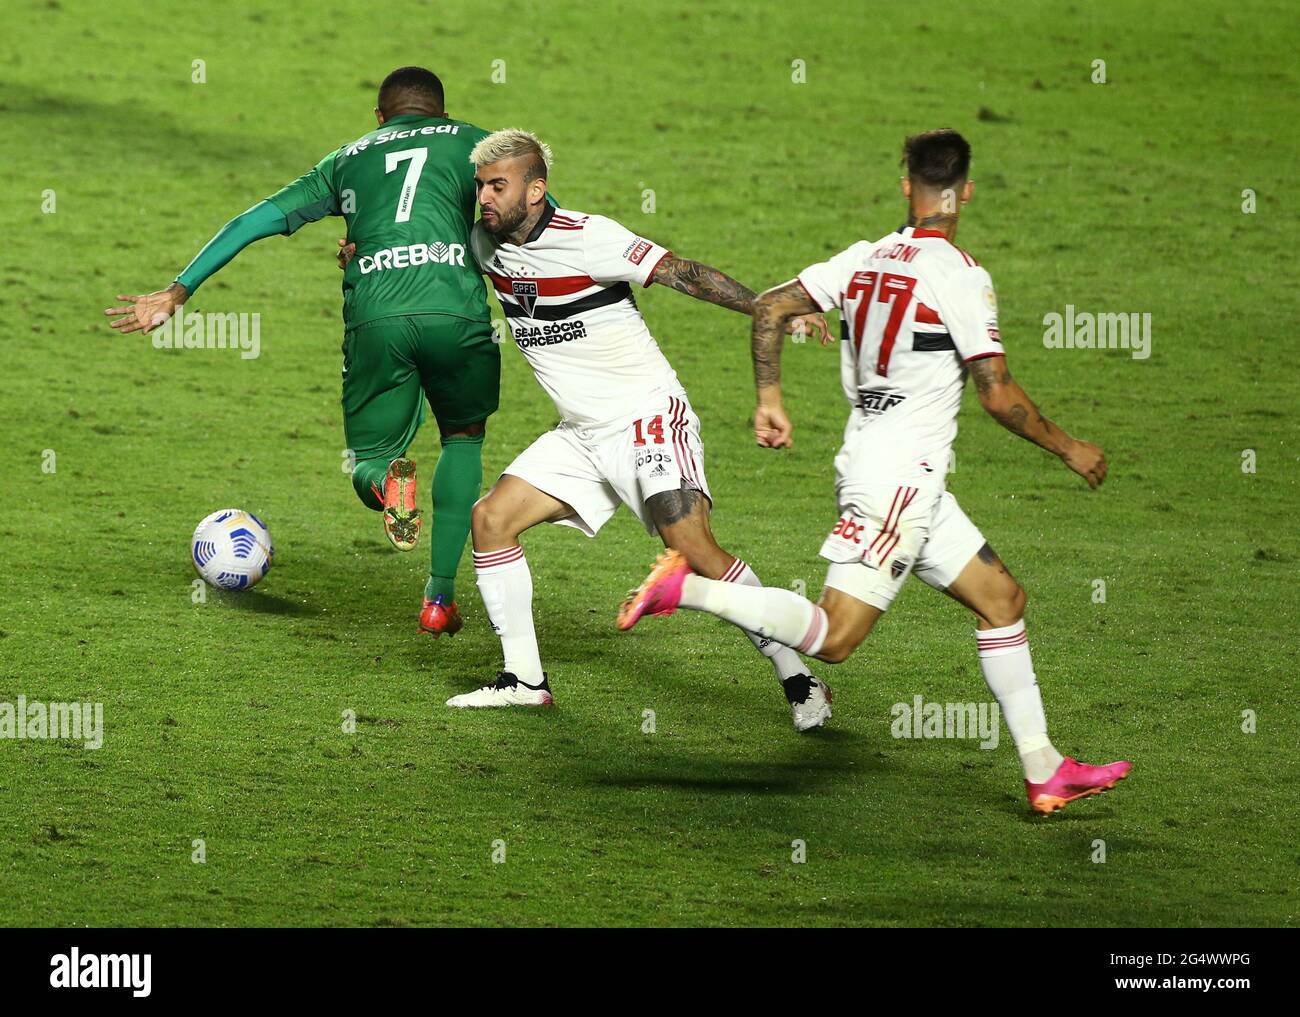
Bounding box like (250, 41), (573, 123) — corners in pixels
(650, 254), (756, 313)
(650, 256), (830, 342)
(748, 280), (823, 449)
(968, 355), (1108, 488)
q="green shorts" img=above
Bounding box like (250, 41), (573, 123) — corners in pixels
(341, 313), (499, 465)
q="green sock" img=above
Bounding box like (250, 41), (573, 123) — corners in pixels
(351, 457), (389, 511)
(425, 433), (484, 602)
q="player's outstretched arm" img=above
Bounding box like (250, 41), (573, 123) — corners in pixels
(650, 256), (829, 342)
(750, 280), (822, 449)
(968, 355), (1108, 488)
(650, 254), (755, 312)
(104, 200), (289, 334)
(104, 283), (189, 335)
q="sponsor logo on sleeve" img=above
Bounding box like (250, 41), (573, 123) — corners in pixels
(624, 239), (653, 265)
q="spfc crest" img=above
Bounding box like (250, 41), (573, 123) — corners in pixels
(512, 279), (539, 316)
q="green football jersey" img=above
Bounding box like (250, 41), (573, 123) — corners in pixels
(266, 114), (490, 328)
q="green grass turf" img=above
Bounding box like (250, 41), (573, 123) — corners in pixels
(1, 0), (1297, 927)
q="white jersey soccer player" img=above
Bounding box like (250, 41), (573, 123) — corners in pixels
(471, 206), (704, 529)
(443, 129), (835, 729)
(798, 220), (1002, 612)
(622, 130), (1132, 814)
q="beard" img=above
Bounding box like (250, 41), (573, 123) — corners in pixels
(481, 195), (529, 237)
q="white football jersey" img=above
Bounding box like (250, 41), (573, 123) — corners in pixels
(797, 225), (1004, 481)
(469, 206), (683, 431)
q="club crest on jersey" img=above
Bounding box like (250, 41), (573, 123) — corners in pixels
(512, 280), (539, 316)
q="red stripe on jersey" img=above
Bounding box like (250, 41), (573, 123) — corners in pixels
(964, 351), (1004, 364)
(486, 272), (597, 296)
(915, 302), (944, 325)
(546, 223), (586, 231)
(550, 213), (585, 225)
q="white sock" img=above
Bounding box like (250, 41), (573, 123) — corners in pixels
(976, 619), (1063, 783)
(680, 573), (828, 657)
(722, 558), (807, 681)
(473, 546), (544, 685)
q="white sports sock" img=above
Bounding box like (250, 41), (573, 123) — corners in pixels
(975, 619), (1064, 783)
(473, 546), (544, 685)
(723, 559), (807, 681)
(680, 573), (828, 657)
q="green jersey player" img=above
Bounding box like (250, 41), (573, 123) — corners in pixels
(106, 67), (505, 637)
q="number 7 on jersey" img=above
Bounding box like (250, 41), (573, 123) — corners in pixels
(385, 147), (428, 223)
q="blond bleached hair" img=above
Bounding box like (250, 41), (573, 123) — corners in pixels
(470, 128), (553, 180)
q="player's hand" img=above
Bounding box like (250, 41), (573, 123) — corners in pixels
(337, 238), (357, 270)
(755, 403), (793, 449)
(1062, 439), (1107, 488)
(104, 283), (187, 335)
(787, 313), (832, 346)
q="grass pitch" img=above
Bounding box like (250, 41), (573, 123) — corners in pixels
(1, 0), (1296, 926)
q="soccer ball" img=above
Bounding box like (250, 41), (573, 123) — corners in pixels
(191, 509), (274, 590)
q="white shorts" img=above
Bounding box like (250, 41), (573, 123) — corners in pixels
(503, 395), (712, 537)
(818, 482), (986, 612)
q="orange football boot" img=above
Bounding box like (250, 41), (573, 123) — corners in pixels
(377, 457), (420, 551)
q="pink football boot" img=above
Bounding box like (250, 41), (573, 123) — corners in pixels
(1026, 756), (1132, 814)
(618, 549), (692, 630)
